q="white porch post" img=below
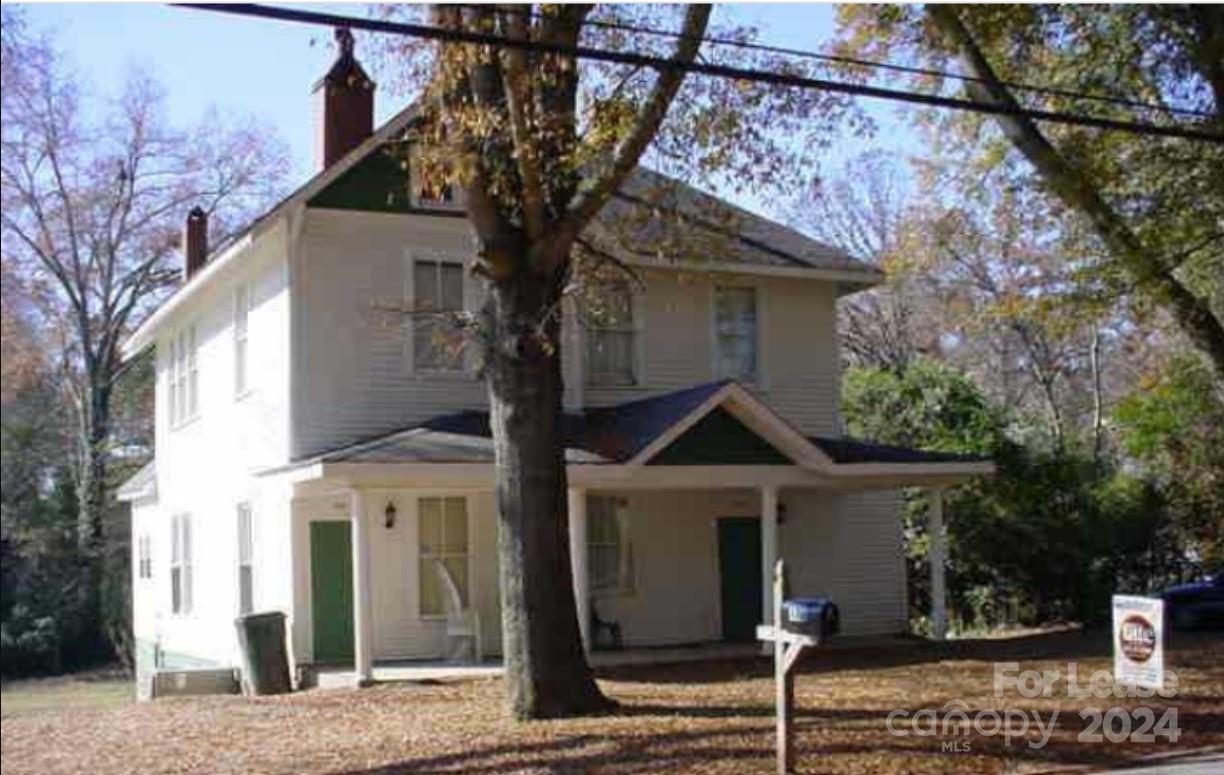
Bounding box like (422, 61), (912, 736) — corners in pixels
(761, 486), (780, 627)
(568, 487), (591, 653)
(350, 488), (374, 685)
(928, 487), (948, 641)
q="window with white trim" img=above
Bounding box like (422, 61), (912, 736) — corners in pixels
(236, 503), (254, 615)
(418, 496), (468, 617)
(170, 514), (193, 615)
(588, 495), (634, 594)
(411, 259), (465, 372)
(168, 325), (198, 426)
(714, 285), (758, 382)
(137, 534), (152, 580)
(409, 144), (461, 209)
(234, 285), (250, 397)
(585, 280), (639, 387)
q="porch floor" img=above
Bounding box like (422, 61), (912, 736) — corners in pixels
(309, 642), (762, 689)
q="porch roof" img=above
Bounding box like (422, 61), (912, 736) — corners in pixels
(277, 381), (991, 486)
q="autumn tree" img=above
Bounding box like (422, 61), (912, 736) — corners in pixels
(369, 4), (855, 718)
(837, 4), (1224, 380)
(0, 9), (288, 652)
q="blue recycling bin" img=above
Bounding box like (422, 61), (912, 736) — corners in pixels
(783, 597), (840, 640)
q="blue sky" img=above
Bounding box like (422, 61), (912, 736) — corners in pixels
(20, 2), (916, 219)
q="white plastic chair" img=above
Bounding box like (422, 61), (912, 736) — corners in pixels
(433, 559), (482, 663)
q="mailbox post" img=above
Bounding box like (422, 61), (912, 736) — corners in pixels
(756, 559), (823, 775)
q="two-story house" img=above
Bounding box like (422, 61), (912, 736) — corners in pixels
(118, 34), (991, 693)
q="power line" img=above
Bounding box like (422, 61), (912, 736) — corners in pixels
(178, 3), (1223, 144)
(460, 2), (1214, 121)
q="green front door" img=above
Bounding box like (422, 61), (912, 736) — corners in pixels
(310, 521), (354, 663)
(718, 517), (763, 642)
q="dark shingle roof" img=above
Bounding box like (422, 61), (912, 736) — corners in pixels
(808, 437), (988, 465)
(310, 381), (986, 469)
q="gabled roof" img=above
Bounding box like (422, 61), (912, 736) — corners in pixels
(281, 381), (990, 479)
(116, 461), (157, 502)
(122, 99), (881, 360)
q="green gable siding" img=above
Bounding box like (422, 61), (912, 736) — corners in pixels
(308, 143), (416, 213)
(648, 407), (792, 465)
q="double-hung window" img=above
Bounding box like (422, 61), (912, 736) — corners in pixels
(411, 259), (465, 373)
(236, 503), (255, 615)
(137, 534), (152, 580)
(168, 325), (198, 426)
(585, 280), (639, 387)
(170, 514), (193, 615)
(714, 285), (759, 383)
(234, 285), (250, 397)
(588, 495), (633, 594)
(418, 496), (468, 617)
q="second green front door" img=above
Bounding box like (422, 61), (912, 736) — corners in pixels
(717, 517), (763, 642)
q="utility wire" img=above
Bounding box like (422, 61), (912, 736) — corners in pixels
(178, 3), (1224, 144)
(459, 2), (1214, 120)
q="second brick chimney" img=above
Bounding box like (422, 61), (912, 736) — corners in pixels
(313, 27), (375, 171)
(182, 206), (208, 281)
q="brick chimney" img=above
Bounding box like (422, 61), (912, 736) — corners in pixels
(182, 206), (208, 281)
(313, 27), (375, 171)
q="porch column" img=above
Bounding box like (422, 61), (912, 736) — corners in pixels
(761, 485), (779, 627)
(568, 487), (591, 653)
(928, 487), (948, 641)
(350, 488), (374, 685)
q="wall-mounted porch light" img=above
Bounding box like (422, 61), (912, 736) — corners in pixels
(384, 500), (397, 529)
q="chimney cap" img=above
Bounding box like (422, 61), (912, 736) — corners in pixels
(314, 26), (374, 92)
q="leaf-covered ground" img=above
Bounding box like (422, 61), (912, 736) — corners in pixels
(3, 630), (1221, 775)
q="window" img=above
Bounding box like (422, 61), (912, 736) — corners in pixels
(234, 285), (250, 397)
(168, 325), (198, 426)
(418, 496), (468, 617)
(170, 514), (193, 615)
(236, 503), (254, 615)
(137, 534), (152, 580)
(411, 259), (465, 372)
(714, 285), (759, 382)
(410, 144), (460, 209)
(588, 496), (633, 594)
(585, 280), (639, 386)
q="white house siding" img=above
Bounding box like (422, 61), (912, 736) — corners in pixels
(291, 209), (844, 459)
(582, 270), (842, 437)
(782, 489), (908, 636)
(290, 488), (501, 665)
(291, 209), (487, 459)
(280, 485), (904, 663)
(132, 222), (293, 675)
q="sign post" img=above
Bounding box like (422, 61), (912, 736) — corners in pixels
(1112, 594), (1165, 691)
(756, 559), (819, 775)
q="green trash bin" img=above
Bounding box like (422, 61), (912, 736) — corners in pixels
(235, 611), (292, 695)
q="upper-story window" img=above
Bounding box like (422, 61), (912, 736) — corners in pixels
(585, 279), (639, 387)
(409, 144), (462, 210)
(411, 258), (465, 373)
(714, 285), (759, 383)
(234, 284), (250, 398)
(168, 324), (199, 427)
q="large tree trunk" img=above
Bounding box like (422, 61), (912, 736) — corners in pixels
(484, 261), (610, 720)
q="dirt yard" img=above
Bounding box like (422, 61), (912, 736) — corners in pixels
(2, 630), (1221, 775)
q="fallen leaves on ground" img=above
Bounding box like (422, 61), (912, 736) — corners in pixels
(3, 630), (1221, 774)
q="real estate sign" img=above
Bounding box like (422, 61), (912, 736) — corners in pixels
(1112, 595), (1164, 691)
